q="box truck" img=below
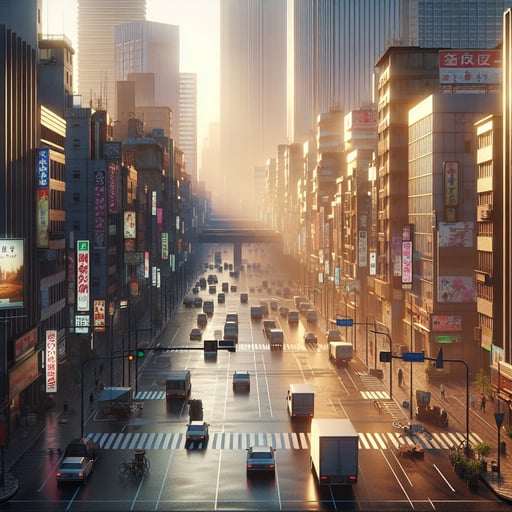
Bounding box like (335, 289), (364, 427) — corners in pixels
(329, 341), (353, 365)
(310, 418), (358, 485)
(166, 370), (191, 399)
(286, 383), (314, 417)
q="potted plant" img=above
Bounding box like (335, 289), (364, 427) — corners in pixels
(474, 441), (491, 472)
(465, 459), (483, 489)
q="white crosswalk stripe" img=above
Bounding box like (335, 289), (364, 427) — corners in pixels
(87, 430), (478, 452)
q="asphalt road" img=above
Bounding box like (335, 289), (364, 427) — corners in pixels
(2, 244), (508, 511)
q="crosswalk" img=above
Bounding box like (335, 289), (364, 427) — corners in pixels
(85, 429), (483, 452)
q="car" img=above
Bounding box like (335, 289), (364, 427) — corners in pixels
(56, 456), (93, 484)
(190, 328), (202, 340)
(197, 313), (207, 327)
(192, 286), (199, 294)
(326, 329), (343, 342)
(287, 310), (299, 324)
(278, 306), (289, 318)
(209, 285), (217, 294)
(299, 301), (311, 314)
(64, 438), (101, 462)
(222, 282), (229, 292)
(183, 296), (194, 307)
(304, 331), (318, 344)
(226, 313), (239, 323)
(240, 293), (248, 303)
(185, 420), (210, 448)
(306, 309), (318, 324)
(230, 285), (238, 292)
(217, 292), (225, 303)
(232, 371), (250, 391)
(246, 445), (276, 475)
(193, 297), (203, 308)
(270, 299), (278, 311)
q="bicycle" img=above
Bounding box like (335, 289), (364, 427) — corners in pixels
(119, 450), (150, 482)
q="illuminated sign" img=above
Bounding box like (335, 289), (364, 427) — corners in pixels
(76, 240), (90, 311)
(401, 240), (413, 286)
(94, 299), (106, 332)
(46, 330), (57, 393)
(444, 161), (459, 206)
(124, 211), (136, 239)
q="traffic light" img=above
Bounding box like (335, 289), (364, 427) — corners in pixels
(136, 349), (145, 358)
(127, 353), (135, 361)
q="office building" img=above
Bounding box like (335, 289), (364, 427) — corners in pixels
(219, 0), (287, 217)
(179, 73), (198, 186)
(77, 0), (146, 114)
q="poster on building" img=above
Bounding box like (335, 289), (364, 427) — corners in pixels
(108, 162), (118, 213)
(94, 299), (105, 332)
(392, 235), (402, 276)
(444, 161), (459, 206)
(439, 222), (474, 247)
(431, 315), (462, 332)
(0, 239), (24, 309)
(124, 211), (136, 239)
(438, 276), (476, 303)
(358, 231), (368, 267)
(45, 330), (57, 393)
(94, 171), (106, 232)
(369, 252), (376, 276)
(76, 240), (90, 311)
(161, 232), (169, 260)
(401, 240), (413, 286)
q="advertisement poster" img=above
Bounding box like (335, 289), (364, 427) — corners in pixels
(0, 239), (24, 309)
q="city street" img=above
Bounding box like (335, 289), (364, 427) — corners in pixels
(0, 246), (508, 511)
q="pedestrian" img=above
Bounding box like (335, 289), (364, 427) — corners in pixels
(480, 395), (487, 412)
(63, 401), (68, 415)
(471, 394), (476, 408)
(440, 383), (445, 400)
(89, 392), (94, 407)
(398, 368), (403, 387)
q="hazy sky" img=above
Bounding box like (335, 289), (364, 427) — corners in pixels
(42, 0), (220, 163)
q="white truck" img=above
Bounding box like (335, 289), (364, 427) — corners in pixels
(310, 418), (359, 485)
(329, 341), (353, 366)
(286, 383), (314, 417)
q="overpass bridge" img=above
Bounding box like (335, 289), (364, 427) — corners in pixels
(197, 219), (282, 269)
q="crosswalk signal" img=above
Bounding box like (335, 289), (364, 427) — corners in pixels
(136, 349), (146, 359)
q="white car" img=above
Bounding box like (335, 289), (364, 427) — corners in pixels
(326, 329), (342, 342)
(190, 328), (202, 340)
(185, 421), (210, 449)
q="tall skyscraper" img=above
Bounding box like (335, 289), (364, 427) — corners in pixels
(406, 0), (512, 48)
(288, 0), (402, 144)
(77, 0), (146, 114)
(219, 0), (287, 217)
(115, 20), (180, 132)
(179, 72), (198, 186)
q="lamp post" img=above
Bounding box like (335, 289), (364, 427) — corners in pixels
(435, 349), (470, 456)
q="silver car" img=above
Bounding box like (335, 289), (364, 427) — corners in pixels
(246, 445), (276, 475)
(56, 456), (93, 484)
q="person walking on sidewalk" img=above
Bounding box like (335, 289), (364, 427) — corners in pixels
(440, 383), (446, 400)
(398, 368), (403, 387)
(480, 394), (487, 412)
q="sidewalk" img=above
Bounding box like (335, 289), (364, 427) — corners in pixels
(388, 358), (512, 502)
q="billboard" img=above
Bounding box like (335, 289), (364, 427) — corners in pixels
(0, 239), (24, 309)
(439, 50), (502, 85)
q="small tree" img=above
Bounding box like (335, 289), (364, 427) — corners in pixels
(474, 441), (491, 462)
(474, 368), (492, 396)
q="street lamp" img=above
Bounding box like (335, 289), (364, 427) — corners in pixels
(435, 349), (470, 456)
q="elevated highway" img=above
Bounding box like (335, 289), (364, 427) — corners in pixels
(197, 218), (282, 268)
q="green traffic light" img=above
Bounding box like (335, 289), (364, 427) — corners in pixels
(137, 349), (145, 358)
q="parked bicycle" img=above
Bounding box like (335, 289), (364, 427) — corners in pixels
(118, 450), (150, 482)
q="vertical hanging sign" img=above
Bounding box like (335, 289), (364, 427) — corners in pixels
(76, 240), (90, 311)
(37, 148), (50, 248)
(45, 330), (57, 393)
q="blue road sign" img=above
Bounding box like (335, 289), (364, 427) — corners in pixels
(402, 352), (425, 362)
(336, 318), (353, 327)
